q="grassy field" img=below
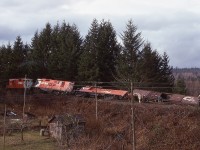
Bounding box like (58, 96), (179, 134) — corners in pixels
(0, 131), (56, 150)
(2, 93), (200, 149)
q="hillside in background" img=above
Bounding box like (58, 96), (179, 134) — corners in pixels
(173, 68), (200, 96)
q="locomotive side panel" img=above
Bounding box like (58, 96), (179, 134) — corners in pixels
(35, 79), (74, 94)
(7, 78), (33, 89)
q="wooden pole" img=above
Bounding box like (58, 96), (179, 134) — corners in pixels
(131, 81), (136, 150)
(23, 75), (27, 120)
(3, 103), (6, 150)
(21, 75), (27, 141)
(95, 82), (98, 120)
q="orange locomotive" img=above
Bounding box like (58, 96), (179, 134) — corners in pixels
(6, 78), (33, 89)
(6, 78), (74, 95)
(35, 78), (74, 94)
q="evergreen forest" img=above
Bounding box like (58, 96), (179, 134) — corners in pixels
(0, 19), (174, 92)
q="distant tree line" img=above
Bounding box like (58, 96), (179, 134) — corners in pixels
(173, 68), (200, 96)
(0, 19), (174, 92)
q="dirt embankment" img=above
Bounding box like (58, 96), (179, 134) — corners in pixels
(2, 93), (200, 150)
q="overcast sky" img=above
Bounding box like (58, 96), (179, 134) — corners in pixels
(0, 0), (200, 68)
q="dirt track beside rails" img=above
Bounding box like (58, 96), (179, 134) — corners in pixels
(1, 93), (200, 149)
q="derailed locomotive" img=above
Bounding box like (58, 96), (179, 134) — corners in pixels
(6, 78), (74, 95)
(35, 79), (74, 95)
(6, 78), (33, 89)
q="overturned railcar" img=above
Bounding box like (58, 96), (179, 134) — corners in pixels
(132, 89), (200, 106)
(75, 86), (128, 100)
(181, 96), (199, 106)
(131, 89), (170, 103)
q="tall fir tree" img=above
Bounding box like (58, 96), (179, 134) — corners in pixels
(160, 52), (174, 92)
(0, 44), (13, 80)
(117, 19), (143, 83)
(78, 19), (100, 81)
(56, 22), (83, 80)
(48, 22), (61, 78)
(12, 36), (27, 77)
(138, 43), (174, 92)
(78, 19), (119, 82)
(139, 43), (162, 86)
(97, 20), (120, 81)
(30, 21), (82, 80)
(30, 23), (52, 78)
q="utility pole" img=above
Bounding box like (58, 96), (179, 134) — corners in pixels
(23, 75), (27, 120)
(3, 101), (6, 150)
(95, 82), (98, 120)
(21, 75), (27, 141)
(131, 81), (136, 150)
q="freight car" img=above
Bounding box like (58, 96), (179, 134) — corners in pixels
(75, 86), (128, 100)
(132, 89), (200, 106)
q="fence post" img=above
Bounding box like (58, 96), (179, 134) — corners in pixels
(3, 103), (6, 150)
(23, 75), (27, 120)
(21, 75), (27, 141)
(131, 81), (136, 150)
(95, 82), (98, 120)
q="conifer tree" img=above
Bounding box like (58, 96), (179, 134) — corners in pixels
(117, 19), (143, 83)
(174, 75), (186, 94)
(139, 42), (162, 83)
(56, 22), (83, 80)
(97, 20), (120, 81)
(160, 52), (174, 92)
(78, 19), (119, 82)
(30, 23), (52, 78)
(78, 19), (100, 81)
(138, 43), (174, 92)
(0, 44), (13, 80)
(12, 36), (27, 77)
(47, 22), (61, 78)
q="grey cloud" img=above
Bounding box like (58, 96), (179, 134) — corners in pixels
(0, 23), (39, 45)
(0, 0), (66, 8)
(124, 11), (200, 68)
(0, 25), (18, 42)
(1, 0), (200, 68)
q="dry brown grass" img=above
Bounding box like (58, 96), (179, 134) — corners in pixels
(2, 92), (200, 149)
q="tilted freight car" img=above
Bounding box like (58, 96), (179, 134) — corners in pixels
(132, 89), (200, 106)
(75, 86), (128, 100)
